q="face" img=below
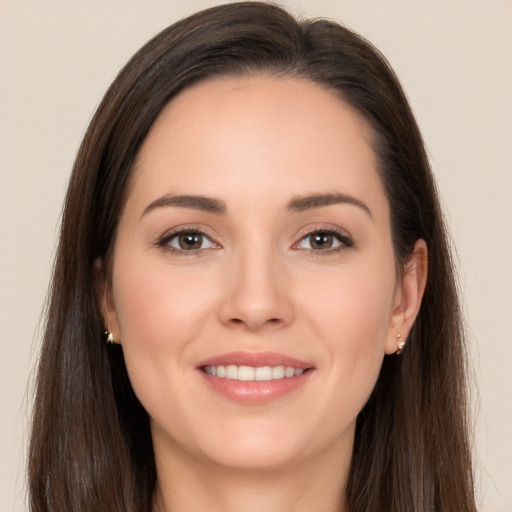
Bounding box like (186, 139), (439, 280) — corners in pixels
(104, 76), (421, 473)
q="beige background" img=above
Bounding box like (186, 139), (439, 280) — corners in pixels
(1, 1), (511, 510)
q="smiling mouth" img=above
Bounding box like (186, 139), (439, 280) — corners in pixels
(197, 353), (314, 404)
(201, 364), (309, 381)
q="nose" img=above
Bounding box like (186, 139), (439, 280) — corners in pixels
(218, 248), (295, 332)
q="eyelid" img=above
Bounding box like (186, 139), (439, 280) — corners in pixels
(156, 225), (222, 253)
(154, 223), (353, 255)
(291, 225), (354, 252)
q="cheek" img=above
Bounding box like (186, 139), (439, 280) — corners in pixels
(302, 255), (395, 340)
(298, 257), (395, 409)
(112, 247), (217, 343)
(109, 249), (218, 408)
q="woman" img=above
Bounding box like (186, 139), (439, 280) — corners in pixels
(28, 2), (476, 511)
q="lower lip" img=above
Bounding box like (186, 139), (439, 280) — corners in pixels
(198, 370), (313, 405)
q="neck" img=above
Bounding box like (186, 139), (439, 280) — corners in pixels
(152, 436), (350, 512)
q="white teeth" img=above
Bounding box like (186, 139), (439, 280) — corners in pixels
(238, 365), (255, 381)
(226, 365), (238, 379)
(284, 366), (295, 378)
(272, 366), (285, 379)
(203, 364), (306, 381)
(255, 366), (273, 381)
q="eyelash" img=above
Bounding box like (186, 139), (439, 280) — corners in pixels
(156, 226), (354, 257)
(156, 226), (217, 256)
(293, 227), (354, 256)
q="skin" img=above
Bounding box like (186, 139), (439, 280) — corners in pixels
(102, 76), (427, 512)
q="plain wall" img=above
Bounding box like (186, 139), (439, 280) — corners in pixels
(1, 1), (511, 510)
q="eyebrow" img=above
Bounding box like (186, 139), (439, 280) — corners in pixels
(141, 192), (371, 218)
(286, 193), (372, 217)
(142, 194), (227, 216)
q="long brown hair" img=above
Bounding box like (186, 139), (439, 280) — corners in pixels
(29, 3), (476, 511)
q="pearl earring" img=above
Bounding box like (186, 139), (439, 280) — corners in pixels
(396, 333), (405, 355)
(105, 331), (117, 344)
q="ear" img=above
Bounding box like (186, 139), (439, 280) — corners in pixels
(93, 258), (121, 344)
(385, 239), (428, 354)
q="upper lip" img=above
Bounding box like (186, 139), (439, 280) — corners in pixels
(196, 351), (313, 370)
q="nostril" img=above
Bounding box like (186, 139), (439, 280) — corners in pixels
(227, 317), (282, 329)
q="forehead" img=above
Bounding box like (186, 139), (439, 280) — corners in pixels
(128, 75), (387, 217)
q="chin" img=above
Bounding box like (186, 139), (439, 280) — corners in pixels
(200, 439), (310, 472)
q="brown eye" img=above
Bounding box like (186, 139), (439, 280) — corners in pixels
(177, 232), (203, 250)
(164, 231), (216, 252)
(295, 229), (352, 253)
(309, 232), (335, 250)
